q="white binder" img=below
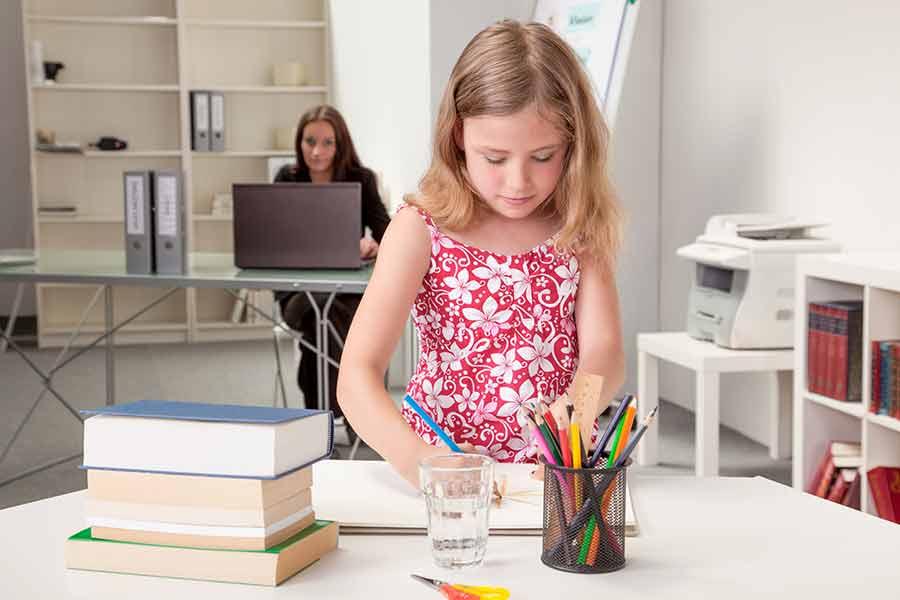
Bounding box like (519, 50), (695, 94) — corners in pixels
(153, 170), (186, 274)
(210, 91), (225, 152)
(190, 91), (210, 152)
(123, 171), (155, 274)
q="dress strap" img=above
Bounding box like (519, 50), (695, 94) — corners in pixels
(396, 202), (438, 229)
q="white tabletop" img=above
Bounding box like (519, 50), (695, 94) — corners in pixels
(638, 332), (794, 372)
(4, 476), (898, 599)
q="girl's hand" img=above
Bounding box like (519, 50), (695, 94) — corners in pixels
(359, 237), (379, 259)
(399, 441), (479, 490)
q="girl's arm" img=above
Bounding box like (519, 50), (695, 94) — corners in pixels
(337, 208), (447, 487)
(574, 256), (626, 414)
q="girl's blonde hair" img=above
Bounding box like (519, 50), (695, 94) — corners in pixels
(411, 20), (622, 272)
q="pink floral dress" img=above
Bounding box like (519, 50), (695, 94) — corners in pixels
(401, 205), (580, 463)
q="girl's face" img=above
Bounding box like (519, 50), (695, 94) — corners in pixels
(458, 103), (567, 221)
(301, 120), (337, 178)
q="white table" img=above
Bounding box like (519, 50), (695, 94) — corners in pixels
(4, 476), (898, 599)
(637, 332), (794, 476)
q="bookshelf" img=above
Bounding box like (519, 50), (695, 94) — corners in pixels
(22, 0), (329, 347)
(793, 253), (900, 517)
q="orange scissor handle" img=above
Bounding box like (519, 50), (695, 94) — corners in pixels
(439, 583), (482, 600)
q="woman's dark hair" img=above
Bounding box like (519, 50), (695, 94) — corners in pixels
(293, 105), (363, 181)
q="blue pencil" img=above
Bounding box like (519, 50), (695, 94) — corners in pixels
(404, 394), (461, 452)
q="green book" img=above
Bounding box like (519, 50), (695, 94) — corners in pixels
(65, 519), (338, 586)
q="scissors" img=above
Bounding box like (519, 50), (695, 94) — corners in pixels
(410, 574), (510, 600)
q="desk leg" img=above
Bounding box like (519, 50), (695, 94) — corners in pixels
(104, 285), (115, 406)
(637, 351), (659, 467)
(695, 370), (720, 476)
(770, 370), (793, 460)
(1, 283), (24, 354)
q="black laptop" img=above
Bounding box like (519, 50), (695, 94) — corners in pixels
(233, 182), (367, 269)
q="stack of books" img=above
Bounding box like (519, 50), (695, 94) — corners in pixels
(65, 400), (336, 586)
(806, 440), (862, 508)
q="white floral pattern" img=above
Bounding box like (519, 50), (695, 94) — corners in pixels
(401, 205), (580, 463)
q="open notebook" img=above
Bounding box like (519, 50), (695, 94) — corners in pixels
(312, 460), (638, 537)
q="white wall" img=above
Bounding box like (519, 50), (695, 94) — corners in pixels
(429, 1), (535, 123)
(0, 0), (36, 316)
(608, 0), (662, 396)
(660, 0), (900, 445)
(327, 0), (432, 208)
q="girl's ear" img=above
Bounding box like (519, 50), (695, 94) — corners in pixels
(453, 121), (465, 153)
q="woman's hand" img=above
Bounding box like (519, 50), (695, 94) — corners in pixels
(359, 237), (379, 259)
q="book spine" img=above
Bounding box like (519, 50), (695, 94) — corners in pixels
(867, 467), (898, 523)
(848, 307), (863, 402)
(822, 306), (837, 398)
(893, 344), (900, 419)
(806, 446), (831, 495)
(834, 307), (849, 401)
(871, 341), (881, 413)
(808, 304), (819, 394)
(886, 343), (895, 415)
(812, 304), (825, 395)
(826, 471), (850, 503)
(881, 342), (891, 415)
(842, 470), (861, 510)
(815, 455), (836, 498)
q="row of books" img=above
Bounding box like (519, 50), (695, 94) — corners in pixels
(66, 400), (335, 586)
(870, 340), (900, 418)
(806, 301), (863, 402)
(806, 441), (862, 508)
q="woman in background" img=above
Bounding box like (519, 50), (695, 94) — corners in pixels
(275, 105), (390, 426)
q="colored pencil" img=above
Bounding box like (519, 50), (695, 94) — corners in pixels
(589, 395), (632, 467)
(403, 394), (461, 452)
(614, 406), (658, 468)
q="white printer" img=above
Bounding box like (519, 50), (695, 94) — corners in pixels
(677, 214), (840, 349)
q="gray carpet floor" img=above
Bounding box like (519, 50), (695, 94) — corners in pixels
(0, 340), (790, 509)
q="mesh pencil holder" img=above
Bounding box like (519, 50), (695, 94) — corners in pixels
(540, 456), (629, 574)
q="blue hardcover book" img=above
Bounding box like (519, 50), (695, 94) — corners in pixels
(81, 400), (333, 479)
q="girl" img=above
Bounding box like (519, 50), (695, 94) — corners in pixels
(275, 105), (389, 419)
(337, 21), (624, 487)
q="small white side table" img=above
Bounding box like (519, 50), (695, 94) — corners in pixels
(637, 332), (794, 476)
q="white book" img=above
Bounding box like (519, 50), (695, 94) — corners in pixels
(312, 460), (638, 536)
(81, 400), (333, 479)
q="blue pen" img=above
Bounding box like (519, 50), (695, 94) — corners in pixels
(404, 394), (461, 452)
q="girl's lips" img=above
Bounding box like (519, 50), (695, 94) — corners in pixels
(501, 195), (534, 205)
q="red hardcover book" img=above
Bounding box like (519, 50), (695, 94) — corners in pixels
(812, 304), (827, 395)
(822, 305), (834, 396)
(842, 470), (862, 510)
(806, 446), (831, 495)
(867, 467), (900, 523)
(815, 457), (837, 498)
(827, 469), (854, 503)
(871, 341), (882, 413)
(807, 304), (819, 394)
(893, 344), (900, 418)
(833, 305), (849, 400)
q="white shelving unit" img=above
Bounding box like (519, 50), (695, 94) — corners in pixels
(22, 0), (329, 347)
(793, 253), (900, 517)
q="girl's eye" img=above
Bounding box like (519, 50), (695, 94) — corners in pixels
(304, 137), (317, 146)
(485, 156), (505, 165)
(322, 139), (335, 148)
(533, 154), (554, 163)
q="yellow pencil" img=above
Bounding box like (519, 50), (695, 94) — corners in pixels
(570, 414), (581, 511)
